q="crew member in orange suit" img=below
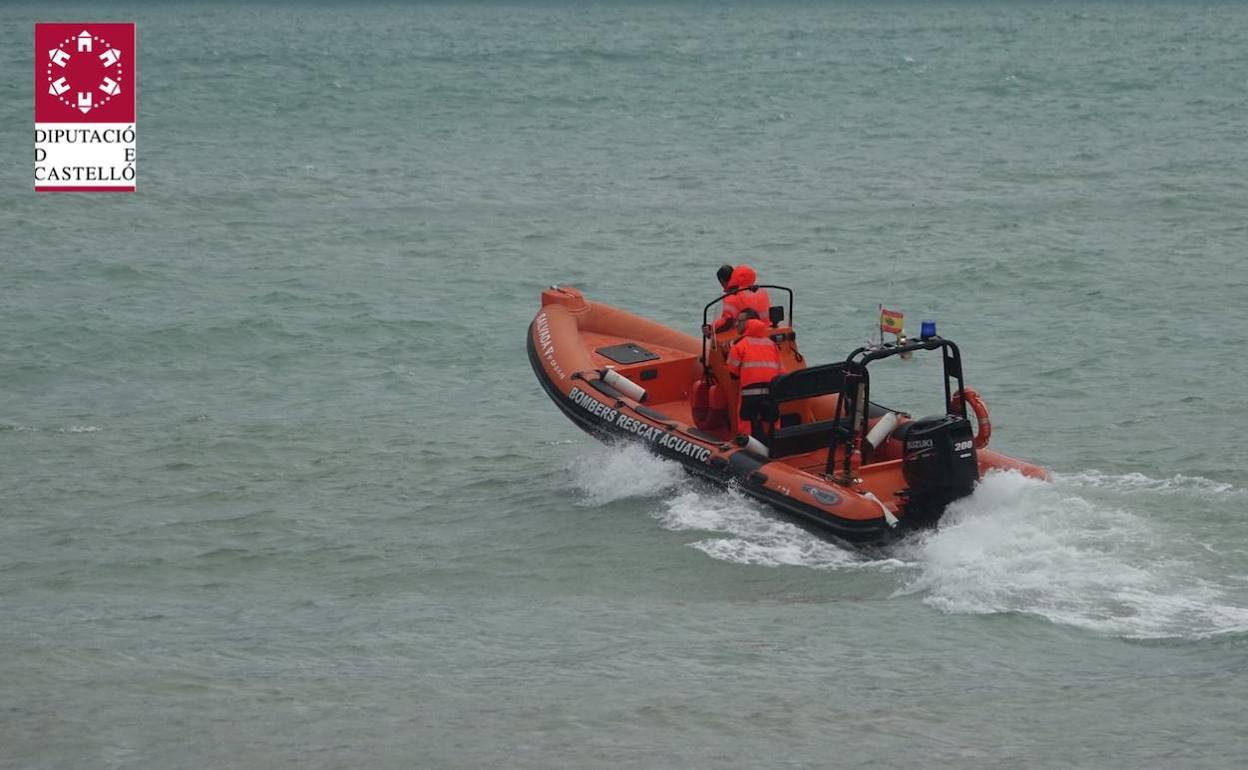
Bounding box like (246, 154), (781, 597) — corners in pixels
(710, 264), (771, 334)
(705, 263), (741, 335)
(726, 309), (782, 438)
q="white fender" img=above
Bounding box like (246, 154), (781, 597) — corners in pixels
(602, 367), (647, 403)
(865, 411), (900, 449)
(734, 434), (770, 458)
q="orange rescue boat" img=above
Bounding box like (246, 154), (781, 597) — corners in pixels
(528, 283), (1046, 543)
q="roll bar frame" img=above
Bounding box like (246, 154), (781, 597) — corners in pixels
(822, 336), (968, 480)
(699, 284), (795, 367)
(757, 335), (968, 481)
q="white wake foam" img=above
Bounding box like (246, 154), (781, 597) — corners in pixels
(569, 443), (1248, 639)
(569, 441), (684, 506)
(898, 471), (1248, 639)
(657, 488), (902, 571)
(569, 442), (885, 569)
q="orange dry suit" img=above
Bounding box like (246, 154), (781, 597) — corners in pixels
(726, 318), (783, 436)
(714, 265), (772, 332)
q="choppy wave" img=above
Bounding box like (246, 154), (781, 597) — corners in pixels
(1055, 469), (1244, 499)
(0, 424), (101, 434)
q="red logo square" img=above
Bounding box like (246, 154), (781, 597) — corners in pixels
(36, 23), (135, 123)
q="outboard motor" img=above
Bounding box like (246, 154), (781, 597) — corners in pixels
(896, 414), (979, 521)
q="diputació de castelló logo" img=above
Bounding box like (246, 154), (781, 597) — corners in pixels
(35, 23), (136, 192)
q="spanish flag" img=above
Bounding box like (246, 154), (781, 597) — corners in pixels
(880, 308), (904, 335)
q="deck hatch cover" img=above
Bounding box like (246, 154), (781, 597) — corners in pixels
(597, 343), (660, 365)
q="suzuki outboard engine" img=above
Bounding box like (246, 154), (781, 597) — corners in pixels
(896, 414), (979, 521)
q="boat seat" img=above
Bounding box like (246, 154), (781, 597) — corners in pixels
(766, 418), (852, 459)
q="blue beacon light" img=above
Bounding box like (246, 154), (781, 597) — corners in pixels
(921, 320), (936, 339)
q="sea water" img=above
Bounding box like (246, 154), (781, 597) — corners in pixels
(2, 2), (1247, 767)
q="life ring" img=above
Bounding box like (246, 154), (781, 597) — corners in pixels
(951, 388), (991, 449)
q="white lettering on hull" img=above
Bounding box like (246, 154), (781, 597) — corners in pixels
(534, 313), (566, 380)
(568, 387), (712, 464)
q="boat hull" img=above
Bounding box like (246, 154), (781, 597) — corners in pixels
(528, 286), (1047, 544)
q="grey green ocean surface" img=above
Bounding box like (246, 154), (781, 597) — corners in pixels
(3, 2), (1248, 768)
